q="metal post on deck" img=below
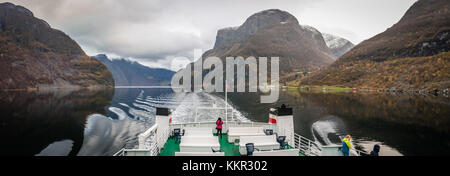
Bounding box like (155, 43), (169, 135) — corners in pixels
(308, 140), (311, 155)
(231, 109), (233, 121)
(225, 83), (228, 126)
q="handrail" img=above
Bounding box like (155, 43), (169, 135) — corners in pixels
(293, 133), (370, 156)
(138, 124), (158, 149)
(136, 123), (170, 156)
(113, 148), (125, 156)
(293, 133), (322, 156)
(170, 121), (271, 126)
(170, 121), (276, 132)
(354, 148), (370, 156)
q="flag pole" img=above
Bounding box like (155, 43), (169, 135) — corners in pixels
(225, 83), (228, 126)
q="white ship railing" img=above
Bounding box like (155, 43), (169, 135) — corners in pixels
(113, 148), (125, 156)
(291, 131), (369, 156)
(120, 121), (277, 156)
(170, 121), (277, 132)
(138, 123), (170, 156)
(115, 121), (369, 156)
(113, 148), (152, 156)
(293, 133), (322, 156)
(353, 148), (370, 156)
(113, 123), (166, 156)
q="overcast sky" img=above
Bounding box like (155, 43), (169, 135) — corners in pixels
(4, 0), (416, 71)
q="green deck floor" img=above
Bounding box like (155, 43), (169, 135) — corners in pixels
(158, 135), (180, 156)
(158, 133), (241, 156)
(215, 134), (242, 156)
(158, 133), (305, 156)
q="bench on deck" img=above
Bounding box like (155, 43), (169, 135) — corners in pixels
(238, 135), (279, 155)
(175, 152), (225, 156)
(228, 127), (266, 143)
(180, 136), (220, 152)
(183, 127), (213, 137)
(253, 149), (299, 156)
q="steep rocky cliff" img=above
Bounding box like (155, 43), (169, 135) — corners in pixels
(202, 9), (335, 79)
(0, 2), (114, 89)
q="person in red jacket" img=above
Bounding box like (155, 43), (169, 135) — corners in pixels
(216, 118), (223, 138)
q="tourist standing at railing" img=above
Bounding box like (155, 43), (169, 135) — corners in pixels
(216, 118), (223, 138)
(370, 144), (380, 156)
(342, 135), (352, 156)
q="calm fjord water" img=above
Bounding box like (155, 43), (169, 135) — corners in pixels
(0, 88), (448, 156)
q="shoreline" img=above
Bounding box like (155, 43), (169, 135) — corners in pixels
(0, 85), (114, 92)
(281, 85), (449, 96)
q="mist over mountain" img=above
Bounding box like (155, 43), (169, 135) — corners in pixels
(0, 2), (114, 89)
(93, 54), (174, 86)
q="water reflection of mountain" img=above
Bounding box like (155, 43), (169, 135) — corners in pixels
(76, 88), (173, 156)
(0, 89), (114, 156)
(285, 90), (450, 155)
(294, 92), (450, 133)
(2, 87), (448, 155)
(223, 89), (449, 155)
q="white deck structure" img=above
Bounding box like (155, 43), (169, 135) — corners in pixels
(114, 106), (369, 156)
(175, 152), (225, 156)
(228, 127), (266, 143)
(253, 149), (300, 156)
(238, 135), (280, 155)
(180, 136), (220, 152)
(183, 127), (214, 137)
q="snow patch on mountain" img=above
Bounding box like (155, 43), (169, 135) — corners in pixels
(300, 25), (322, 36)
(322, 33), (355, 58)
(323, 33), (350, 49)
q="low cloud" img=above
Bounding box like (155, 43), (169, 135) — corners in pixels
(4, 0), (415, 70)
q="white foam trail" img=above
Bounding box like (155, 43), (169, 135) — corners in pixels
(135, 99), (179, 108)
(171, 93), (201, 123)
(358, 140), (403, 156)
(136, 90), (145, 100)
(311, 120), (337, 145)
(112, 90), (252, 124)
(78, 114), (147, 156)
(311, 117), (359, 150)
(202, 93), (250, 122)
(109, 107), (128, 120)
(119, 103), (130, 108)
(169, 92), (251, 123)
(128, 107), (153, 123)
(132, 102), (155, 112)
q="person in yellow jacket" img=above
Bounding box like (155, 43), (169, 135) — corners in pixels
(342, 135), (352, 156)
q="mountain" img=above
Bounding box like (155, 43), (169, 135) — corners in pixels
(0, 2), (114, 89)
(322, 33), (355, 58)
(93, 54), (175, 86)
(301, 0), (450, 90)
(199, 9), (335, 81)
